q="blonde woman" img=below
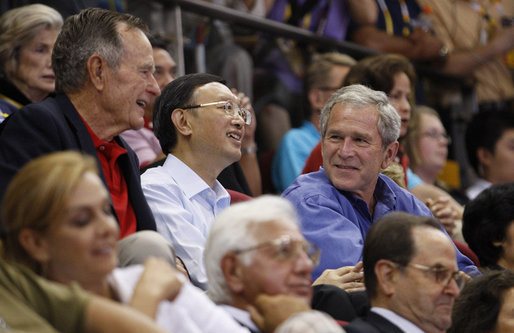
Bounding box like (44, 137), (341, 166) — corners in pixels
(2, 151), (249, 333)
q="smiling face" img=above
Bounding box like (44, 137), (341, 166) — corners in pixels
(104, 25), (160, 131)
(388, 72), (412, 138)
(321, 104), (397, 204)
(236, 221), (314, 306)
(38, 171), (119, 286)
(11, 27), (58, 102)
(391, 227), (459, 333)
(187, 82), (245, 169)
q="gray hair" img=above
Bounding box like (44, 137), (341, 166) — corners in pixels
(0, 4), (63, 80)
(52, 8), (148, 94)
(320, 84), (401, 148)
(205, 195), (299, 304)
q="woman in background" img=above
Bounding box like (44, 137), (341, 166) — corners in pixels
(0, 4), (62, 122)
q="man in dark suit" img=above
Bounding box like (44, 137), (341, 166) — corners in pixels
(345, 212), (467, 333)
(0, 8), (159, 238)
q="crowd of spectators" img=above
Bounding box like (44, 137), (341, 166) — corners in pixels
(0, 1), (512, 332)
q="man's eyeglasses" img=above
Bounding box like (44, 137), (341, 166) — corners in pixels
(233, 235), (320, 266)
(421, 130), (452, 144)
(406, 263), (467, 290)
(181, 100), (252, 125)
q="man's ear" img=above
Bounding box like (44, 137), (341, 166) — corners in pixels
(381, 141), (399, 169)
(375, 259), (398, 297)
(220, 252), (245, 294)
(308, 89), (325, 111)
(477, 147), (492, 169)
(87, 55), (106, 91)
(18, 228), (50, 263)
(170, 108), (193, 137)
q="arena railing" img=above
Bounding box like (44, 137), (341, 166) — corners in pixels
(170, 0), (477, 187)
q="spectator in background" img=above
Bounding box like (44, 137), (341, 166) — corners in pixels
(0, 8), (159, 237)
(404, 105), (467, 237)
(0, 4), (62, 122)
(462, 183), (514, 271)
(349, 0), (445, 64)
(449, 270), (514, 333)
(465, 110), (514, 200)
(121, 35), (176, 168)
(283, 84), (479, 280)
(254, 0), (378, 155)
(345, 212), (466, 333)
(417, 0), (513, 111)
(272, 52), (356, 193)
(142, 73), (252, 289)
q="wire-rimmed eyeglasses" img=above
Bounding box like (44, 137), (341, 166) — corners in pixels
(181, 100), (252, 125)
(233, 235), (320, 266)
(421, 130), (452, 145)
(405, 263), (467, 290)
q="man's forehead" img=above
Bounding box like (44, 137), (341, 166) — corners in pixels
(250, 220), (302, 242)
(411, 227), (456, 267)
(194, 82), (235, 101)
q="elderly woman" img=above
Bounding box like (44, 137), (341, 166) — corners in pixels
(0, 4), (62, 122)
(1, 151), (248, 333)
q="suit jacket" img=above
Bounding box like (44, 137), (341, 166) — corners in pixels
(0, 94), (156, 232)
(344, 311), (405, 333)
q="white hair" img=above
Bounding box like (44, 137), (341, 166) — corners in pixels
(320, 84), (401, 148)
(205, 195), (299, 304)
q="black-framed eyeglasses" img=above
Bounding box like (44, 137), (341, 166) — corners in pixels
(233, 235), (320, 266)
(181, 100), (252, 125)
(406, 263), (466, 290)
(421, 130), (452, 145)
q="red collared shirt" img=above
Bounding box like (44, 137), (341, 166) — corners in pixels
(81, 118), (137, 239)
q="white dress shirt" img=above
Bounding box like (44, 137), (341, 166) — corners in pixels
(109, 265), (249, 333)
(141, 154), (230, 289)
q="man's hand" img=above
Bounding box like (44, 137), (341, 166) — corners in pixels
(248, 294), (310, 333)
(313, 261), (365, 292)
(425, 197), (462, 237)
(129, 257), (183, 318)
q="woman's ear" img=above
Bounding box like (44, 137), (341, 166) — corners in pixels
(18, 228), (50, 263)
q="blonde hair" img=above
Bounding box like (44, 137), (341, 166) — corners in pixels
(306, 52), (356, 90)
(0, 4), (63, 80)
(403, 105), (441, 171)
(2, 151), (98, 274)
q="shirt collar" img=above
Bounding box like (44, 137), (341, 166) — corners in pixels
(371, 307), (425, 333)
(163, 154), (230, 202)
(218, 304), (260, 332)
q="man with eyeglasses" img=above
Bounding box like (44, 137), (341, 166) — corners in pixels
(141, 73), (252, 290)
(345, 212), (466, 333)
(205, 195), (345, 333)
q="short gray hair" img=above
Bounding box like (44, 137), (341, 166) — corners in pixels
(52, 8), (148, 94)
(0, 4), (62, 80)
(205, 195), (299, 304)
(320, 84), (401, 148)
